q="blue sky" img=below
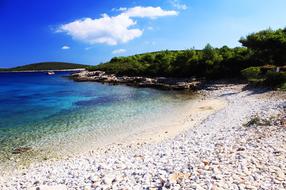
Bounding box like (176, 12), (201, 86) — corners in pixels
(1, 0), (286, 68)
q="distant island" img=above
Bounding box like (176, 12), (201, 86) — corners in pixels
(0, 62), (87, 72)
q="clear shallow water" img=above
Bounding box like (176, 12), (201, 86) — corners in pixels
(0, 72), (196, 167)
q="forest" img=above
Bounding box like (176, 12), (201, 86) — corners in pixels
(89, 28), (286, 89)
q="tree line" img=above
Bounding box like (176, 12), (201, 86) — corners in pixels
(88, 28), (286, 89)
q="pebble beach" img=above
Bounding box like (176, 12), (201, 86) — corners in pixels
(0, 83), (285, 190)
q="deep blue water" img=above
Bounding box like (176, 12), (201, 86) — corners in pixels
(0, 72), (194, 165)
(0, 72), (150, 129)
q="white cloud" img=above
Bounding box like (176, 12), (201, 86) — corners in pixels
(122, 6), (178, 18)
(119, 7), (127, 11)
(170, 0), (188, 10)
(61, 45), (70, 50)
(112, 48), (127, 54)
(147, 26), (154, 30)
(58, 14), (143, 46)
(112, 7), (127, 12)
(58, 6), (178, 46)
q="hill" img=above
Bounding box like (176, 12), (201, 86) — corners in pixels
(88, 47), (249, 78)
(7, 62), (87, 71)
(87, 27), (286, 89)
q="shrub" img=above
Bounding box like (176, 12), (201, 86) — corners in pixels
(280, 83), (286, 90)
(243, 116), (260, 127)
(243, 116), (272, 127)
(265, 71), (286, 87)
(241, 67), (261, 80)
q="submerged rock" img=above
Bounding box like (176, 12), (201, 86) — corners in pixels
(12, 147), (32, 154)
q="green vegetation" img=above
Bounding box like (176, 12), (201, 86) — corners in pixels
(88, 27), (286, 89)
(243, 115), (272, 127)
(241, 67), (261, 80)
(237, 28), (286, 89)
(2, 28), (285, 89)
(2, 62), (87, 71)
(89, 46), (250, 79)
(241, 66), (286, 88)
(243, 116), (261, 127)
(239, 28), (286, 66)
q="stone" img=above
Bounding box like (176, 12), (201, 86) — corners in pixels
(191, 184), (204, 190)
(237, 147), (245, 151)
(276, 170), (285, 179)
(168, 173), (179, 184)
(103, 174), (116, 185)
(89, 176), (100, 182)
(168, 172), (190, 184)
(83, 186), (91, 190)
(28, 185), (67, 190)
(12, 147), (32, 154)
(202, 160), (210, 166)
(245, 185), (256, 189)
(72, 70), (201, 90)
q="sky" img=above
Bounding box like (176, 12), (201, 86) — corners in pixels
(1, 0), (286, 68)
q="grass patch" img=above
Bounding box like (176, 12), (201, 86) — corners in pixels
(243, 116), (261, 127)
(243, 116), (272, 127)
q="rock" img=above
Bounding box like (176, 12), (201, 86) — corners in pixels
(168, 172), (191, 184)
(168, 173), (182, 184)
(202, 160), (210, 166)
(33, 181), (40, 185)
(28, 185), (67, 190)
(83, 186), (91, 190)
(12, 147), (32, 154)
(103, 174), (116, 186)
(89, 175), (100, 182)
(204, 165), (210, 170)
(191, 184), (204, 190)
(245, 185), (256, 189)
(237, 147), (245, 151)
(168, 173), (178, 184)
(164, 181), (171, 188)
(276, 170), (285, 179)
(71, 70), (201, 90)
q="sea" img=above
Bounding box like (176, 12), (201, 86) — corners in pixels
(0, 71), (196, 169)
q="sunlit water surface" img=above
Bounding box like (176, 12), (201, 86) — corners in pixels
(0, 72), (197, 169)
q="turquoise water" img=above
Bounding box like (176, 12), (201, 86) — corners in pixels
(0, 72), (195, 167)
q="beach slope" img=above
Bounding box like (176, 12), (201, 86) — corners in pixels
(0, 84), (285, 190)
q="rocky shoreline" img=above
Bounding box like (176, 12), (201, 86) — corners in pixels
(71, 71), (202, 90)
(0, 84), (285, 190)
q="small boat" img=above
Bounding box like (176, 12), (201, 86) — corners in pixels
(47, 71), (55, 75)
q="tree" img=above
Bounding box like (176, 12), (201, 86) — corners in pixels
(239, 28), (286, 66)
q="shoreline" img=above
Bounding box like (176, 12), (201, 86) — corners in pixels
(0, 92), (226, 175)
(0, 83), (285, 189)
(72, 70), (203, 90)
(120, 98), (227, 145)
